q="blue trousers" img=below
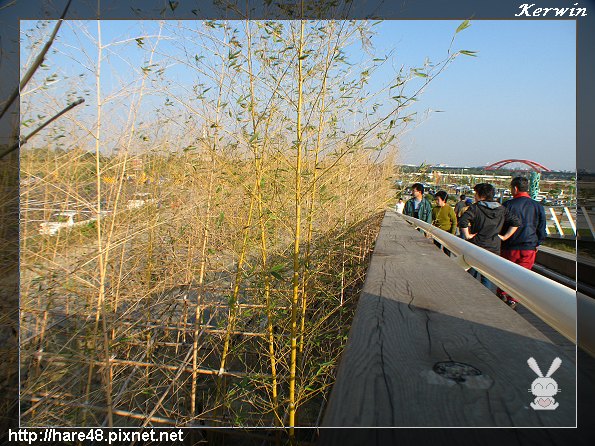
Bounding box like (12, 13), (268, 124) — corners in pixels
(468, 268), (496, 293)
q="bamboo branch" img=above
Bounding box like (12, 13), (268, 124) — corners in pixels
(0, 0), (73, 122)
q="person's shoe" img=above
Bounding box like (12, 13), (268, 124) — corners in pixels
(506, 299), (518, 311)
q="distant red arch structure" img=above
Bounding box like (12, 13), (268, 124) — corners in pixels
(484, 159), (551, 172)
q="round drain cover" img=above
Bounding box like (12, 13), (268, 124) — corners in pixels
(433, 361), (482, 383)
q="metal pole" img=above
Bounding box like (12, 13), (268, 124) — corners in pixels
(581, 206), (595, 238)
(578, 292), (595, 358)
(563, 206), (576, 235)
(549, 207), (564, 236)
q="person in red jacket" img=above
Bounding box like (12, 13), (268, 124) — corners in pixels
(497, 176), (547, 310)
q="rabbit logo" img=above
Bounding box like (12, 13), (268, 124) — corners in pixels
(527, 357), (561, 410)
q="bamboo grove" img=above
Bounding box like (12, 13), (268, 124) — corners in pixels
(18, 19), (469, 432)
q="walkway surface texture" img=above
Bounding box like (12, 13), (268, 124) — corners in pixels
(322, 210), (576, 428)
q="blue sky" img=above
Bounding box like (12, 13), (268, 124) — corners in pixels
(21, 19), (576, 170)
(370, 20), (576, 171)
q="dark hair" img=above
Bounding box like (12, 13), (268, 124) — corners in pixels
(411, 183), (424, 194)
(511, 176), (529, 192)
(435, 191), (448, 202)
(474, 183), (495, 201)
(460, 194), (466, 200)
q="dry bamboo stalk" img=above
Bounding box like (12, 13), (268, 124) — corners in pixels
(99, 31), (165, 413)
(191, 46), (228, 417)
(176, 297), (188, 354)
(141, 345), (195, 428)
(289, 19), (306, 436)
(112, 320), (278, 336)
(339, 158), (354, 306)
(244, 20), (282, 427)
(84, 20), (113, 427)
(215, 182), (258, 411)
(39, 354), (270, 378)
(299, 23), (334, 356)
(114, 340), (244, 349)
(20, 364), (85, 420)
(25, 396), (176, 425)
(0, 0), (73, 124)
(26, 395), (298, 437)
(102, 347), (153, 427)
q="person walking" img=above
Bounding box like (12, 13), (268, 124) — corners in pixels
(395, 198), (405, 214)
(403, 183), (433, 224)
(455, 196), (473, 237)
(432, 191), (457, 234)
(497, 176), (547, 310)
(458, 183), (522, 292)
(432, 190), (457, 255)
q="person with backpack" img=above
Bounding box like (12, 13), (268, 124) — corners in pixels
(458, 183), (522, 291)
(496, 176), (547, 310)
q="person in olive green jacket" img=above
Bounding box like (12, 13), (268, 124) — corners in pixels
(432, 191), (457, 234)
(431, 191), (457, 255)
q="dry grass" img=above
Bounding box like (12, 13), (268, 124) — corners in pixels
(20, 147), (389, 428)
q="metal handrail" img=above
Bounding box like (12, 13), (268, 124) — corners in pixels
(578, 292), (595, 357)
(398, 211), (578, 344)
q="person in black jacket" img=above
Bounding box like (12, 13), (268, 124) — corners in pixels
(496, 176), (547, 310)
(458, 183), (522, 292)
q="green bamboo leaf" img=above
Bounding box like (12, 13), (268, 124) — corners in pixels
(271, 271), (283, 281)
(459, 50), (478, 57)
(456, 20), (471, 34)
